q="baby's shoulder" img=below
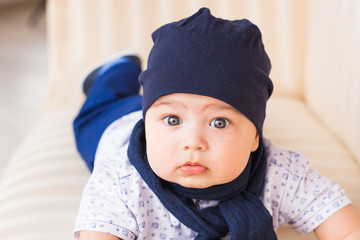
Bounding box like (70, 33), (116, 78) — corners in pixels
(263, 138), (310, 179)
(95, 110), (142, 165)
(97, 110), (142, 152)
(261, 138), (312, 229)
(94, 110), (145, 193)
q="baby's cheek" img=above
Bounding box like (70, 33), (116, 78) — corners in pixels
(215, 158), (248, 182)
(147, 155), (170, 179)
(218, 168), (243, 184)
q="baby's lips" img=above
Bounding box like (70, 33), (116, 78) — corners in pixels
(180, 162), (207, 174)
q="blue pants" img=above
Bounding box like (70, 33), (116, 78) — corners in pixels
(73, 58), (142, 171)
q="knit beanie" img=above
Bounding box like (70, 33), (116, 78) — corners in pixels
(139, 8), (273, 135)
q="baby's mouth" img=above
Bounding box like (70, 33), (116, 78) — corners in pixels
(180, 162), (207, 175)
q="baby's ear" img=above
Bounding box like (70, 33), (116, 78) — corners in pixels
(251, 133), (260, 152)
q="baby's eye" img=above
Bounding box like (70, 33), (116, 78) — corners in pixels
(210, 118), (229, 129)
(164, 116), (181, 126)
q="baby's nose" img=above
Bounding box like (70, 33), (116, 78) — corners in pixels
(182, 128), (208, 151)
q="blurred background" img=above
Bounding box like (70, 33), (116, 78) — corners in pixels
(0, 0), (47, 176)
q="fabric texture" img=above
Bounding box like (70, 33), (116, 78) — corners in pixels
(140, 8), (273, 135)
(73, 111), (351, 239)
(128, 120), (276, 239)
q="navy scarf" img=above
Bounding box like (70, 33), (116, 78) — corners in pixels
(128, 120), (277, 240)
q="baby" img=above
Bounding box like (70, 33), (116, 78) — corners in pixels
(73, 8), (360, 240)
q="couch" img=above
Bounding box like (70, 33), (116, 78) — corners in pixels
(0, 0), (359, 239)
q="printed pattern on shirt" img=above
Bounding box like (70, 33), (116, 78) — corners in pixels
(74, 111), (351, 239)
(262, 138), (351, 233)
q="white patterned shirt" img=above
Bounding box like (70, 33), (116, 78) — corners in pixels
(74, 111), (351, 239)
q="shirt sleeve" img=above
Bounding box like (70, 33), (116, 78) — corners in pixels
(285, 166), (351, 233)
(73, 160), (138, 240)
(262, 141), (352, 234)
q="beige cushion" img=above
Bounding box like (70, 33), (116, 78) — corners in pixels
(0, 107), (89, 240)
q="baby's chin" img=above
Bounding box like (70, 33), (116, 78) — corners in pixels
(155, 169), (239, 189)
(177, 182), (213, 189)
(168, 178), (230, 189)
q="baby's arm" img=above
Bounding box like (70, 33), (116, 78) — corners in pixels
(314, 204), (360, 240)
(79, 230), (122, 240)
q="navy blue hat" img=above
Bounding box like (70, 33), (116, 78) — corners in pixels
(140, 8), (273, 135)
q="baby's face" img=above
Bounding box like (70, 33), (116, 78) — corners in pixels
(144, 93), (259, 189)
